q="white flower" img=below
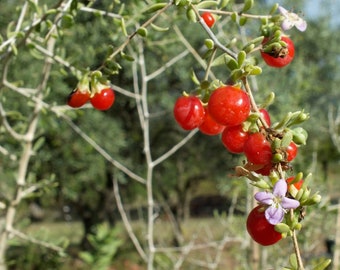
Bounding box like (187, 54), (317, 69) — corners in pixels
(278, 6), (307, 32)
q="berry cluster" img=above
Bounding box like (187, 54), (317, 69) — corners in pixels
(67, 73), (115, 111)
(173, 8), (319, 251)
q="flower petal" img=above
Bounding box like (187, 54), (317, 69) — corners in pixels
(265, 206), (285, 225)
(281, 20), (294, 31)
(278, 6), (289, 17)
(281, 197), (300, 209)
(254, 191), (274, 205)
(272, 179), (287, 197)
(295, 19), (307, 32)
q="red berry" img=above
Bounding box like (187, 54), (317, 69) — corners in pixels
(201, 12), (215, 28)
(247, 205), (282, 246)
(208, 86), (251, 127)
(173, 96), (205, 130)
(255, 163), (273, 176)
(67, 89), (90, 108)
(259, 108), (271, 127)
(90, 88), (115, 110)
(199, 107), (225, 135)
(244, 132), (272, 165)
(286, 142), (298, 162)
(286, 176), (303, 190)
(221, 125), (248, 154)
(261, 36), (295, 68)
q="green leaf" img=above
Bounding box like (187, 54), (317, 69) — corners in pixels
(144, 3), (167, 14)
(274, 223), (291, 234)
(137, 27), (148, 37)
(210, 54), (225, 67)
(190, 69), (200, 85)
(186, 8), (197, 22)
(242, 0), (254, 12)
(60, 14), (74, 29)
(289, 253), (298, 270)
(237, 50), (246, 66)
(150, 23), (169, 32)
(196, 1), (219, 9)
(224, 55), (238, 70)
(220, 0), (229, 8)
(120, 18), (128, 36)
(239, 16), (248, 26)
(204, 39), (215, 50)
(313, 259), (331, 270)
(281, 131), (293, 148)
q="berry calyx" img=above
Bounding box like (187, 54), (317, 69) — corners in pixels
(247, 205), (282, 246)
(199, 107), (225, 135)
(201, 12), (215, 28)
(173, 95), (205, 130)
(261, 36), (295, 68)
(208, 85), (251, 127)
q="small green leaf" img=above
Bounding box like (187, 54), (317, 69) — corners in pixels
(120, 18), (128, 36)
(289, 254), (298, 270)
(186, 8), (197, 22)
(274, 223), (291, 234)
(237, 50), (246, 66)
(239, 16), (248, 26)
(231, 12), (238, 22)
(269, 3), (279, 14)
(150, 23), (169, 32)
(144, 3), (167, 14)
(224, 55), (238, 70)
(120, 51), (135, 62)
(196, 0), (219, 9)
(204, 39), (215, 50)
(190, 69), (200, 85)
(137, 27), (148, 37)
(260, 92), (275, 108)
(220, 0), (229, 8)
(242, 0), (254, 12)
(60, 14), (74, 29)
(281, 131), (293, 148)
(248, 66), (262, 76)
(312, 259), (332, 270)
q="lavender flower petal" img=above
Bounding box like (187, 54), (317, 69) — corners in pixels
(254, 191), (274, 205)
(265, 206), (285, 225)
(281, 197), (300, 209)
(272, 179), (287, 197)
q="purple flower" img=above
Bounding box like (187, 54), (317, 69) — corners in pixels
(278, 6), (307, 32)
(254, 179), (300, 225)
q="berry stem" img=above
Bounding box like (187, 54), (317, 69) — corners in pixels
(242, 77), (269, 129)
(290, 209), (305, 270)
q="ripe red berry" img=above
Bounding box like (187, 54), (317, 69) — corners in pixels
(208, 86), (251, 127)
(286, 142), (298, 162)
(67, 89), (90, 108)
(255, 163), (273, 176)
(244, 132), (272, 165)
(259, 108), (271, 127)
(199, 107), (225, 135)
(286, 176), (304, 190)
(201, 12), (215, 28)
(261, 36), (295, 68)
(173, 96), (205, 130)
(90, 88), (115, 110)
(221, 125), (249, 154)
(247, 205), (282, 246)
